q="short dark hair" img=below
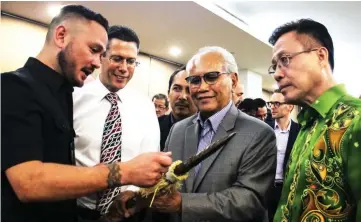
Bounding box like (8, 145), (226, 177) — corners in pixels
(254, 98), (267, 108)
(152, 93), (169, 108)
(269, 19), (334, 71)
(237, 98), (257, 113)
(168, 66), (186, 94)
(107, 25), (140, 51)
(46, 5), (109, 42)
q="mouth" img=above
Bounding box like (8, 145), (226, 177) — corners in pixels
(112, 73), (128, 80)
(279, 84), (291, 92)
(81, 68), (94, 76)
(197, 96), (214, 100)
(175, 102), (189, 107)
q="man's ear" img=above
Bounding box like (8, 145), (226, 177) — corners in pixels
(231, 72), (238, 89)
(318, 47), (329, 68)
(53, 25), (67, 48)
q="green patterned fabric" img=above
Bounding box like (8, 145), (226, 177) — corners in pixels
(274, 84), (361, 222)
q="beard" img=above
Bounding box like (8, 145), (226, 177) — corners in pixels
(57, 43), (81, 87)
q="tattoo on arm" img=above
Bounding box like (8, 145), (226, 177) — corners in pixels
(106, 163), (122, 188)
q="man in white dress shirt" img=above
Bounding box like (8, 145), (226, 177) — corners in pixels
(73, 25), (162, 221)
(266, 90), (300, 221)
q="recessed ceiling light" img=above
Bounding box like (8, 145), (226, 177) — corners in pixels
(169, 47), (181, 57)
(48, 5), (63, 17)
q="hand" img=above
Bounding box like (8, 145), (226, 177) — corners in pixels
(121, 152), (172, 187)
(151, 191), (182, 213)
(100, 191), (149, 222)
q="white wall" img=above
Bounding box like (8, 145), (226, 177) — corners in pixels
(0, 16), (178, 99)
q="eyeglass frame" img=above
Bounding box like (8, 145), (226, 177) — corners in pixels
(268, 48), (320, 75)
(266, 101), (287, 109)
(185, 71), (229, 88)
(108, 55), (140, 67)
(154, 104), (167, 110)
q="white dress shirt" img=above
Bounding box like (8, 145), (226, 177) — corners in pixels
(73, 77), (160, 209)
(274, 120), (291, 181)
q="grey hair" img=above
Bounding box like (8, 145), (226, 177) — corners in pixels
(188, 46), (238, 73)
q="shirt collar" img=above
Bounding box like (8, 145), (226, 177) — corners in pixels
(93, 76), (123, 103)
(297, 84), (346, 126)
(194, 101), (233, 132)
(24, 57), (73, 93)
(275, 120), (291, 132)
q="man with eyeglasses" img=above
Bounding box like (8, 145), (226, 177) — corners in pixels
(148, 46), (277, 222)
(73, 25), (165, 221)
(152, 93), (169, 117)
(269, 19), (361, 222)
(265, 90), (300, 222)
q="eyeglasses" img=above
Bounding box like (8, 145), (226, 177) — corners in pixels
(154, 104), (167, 110)
(185, 71), (228, 88)
(109, 55), (140, 67)
(266, 101), (287, 108)
(268, 48), (319, 75)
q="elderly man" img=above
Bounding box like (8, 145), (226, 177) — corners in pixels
(269, 19), (361, 221)
(150, 46), (277, 222)
(158, 66), (197, 150)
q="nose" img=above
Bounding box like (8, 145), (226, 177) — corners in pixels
(93, 55), (101, 69)
(117, 59), (128, 73)
(273, 64), (285, 82)
(179, 89), (188, 100)
(198, 77), (209, 92)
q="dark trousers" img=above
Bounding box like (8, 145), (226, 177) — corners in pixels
(267, 182), (283, 222)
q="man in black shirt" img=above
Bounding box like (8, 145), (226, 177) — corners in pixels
(1, 5), (172, 222)
(158, 67), (197, 150)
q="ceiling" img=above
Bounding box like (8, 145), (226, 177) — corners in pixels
(215, 1), (361, 96)
(1, 1), (276, 91)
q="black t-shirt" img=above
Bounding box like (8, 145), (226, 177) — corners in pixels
(1, 58), (77, 222)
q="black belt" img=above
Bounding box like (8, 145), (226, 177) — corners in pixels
(77, 206), (100, 220)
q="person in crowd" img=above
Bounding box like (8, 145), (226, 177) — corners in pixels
(158, 66), (197, 151)
(265, 89), (300, 221)
(254, 98), (268, 121)
(269, 18), (361, 221)
(149, 46), (277, 222)
(1, 5), (172, 222)
(152, 93), (169, 117)
(237, 98), (257, 117)
(232, 81), (244, 106)
(73, 25), (166, 221)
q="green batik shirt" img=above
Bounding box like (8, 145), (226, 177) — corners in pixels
(274, 84), (361, 222)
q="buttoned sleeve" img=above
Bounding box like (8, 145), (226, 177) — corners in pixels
(1, 73), (44, 170)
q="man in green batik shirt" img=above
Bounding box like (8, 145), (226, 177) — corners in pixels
(268, 19), (361, 222)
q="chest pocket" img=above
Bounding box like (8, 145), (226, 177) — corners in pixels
(15, 68), (75, 165)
